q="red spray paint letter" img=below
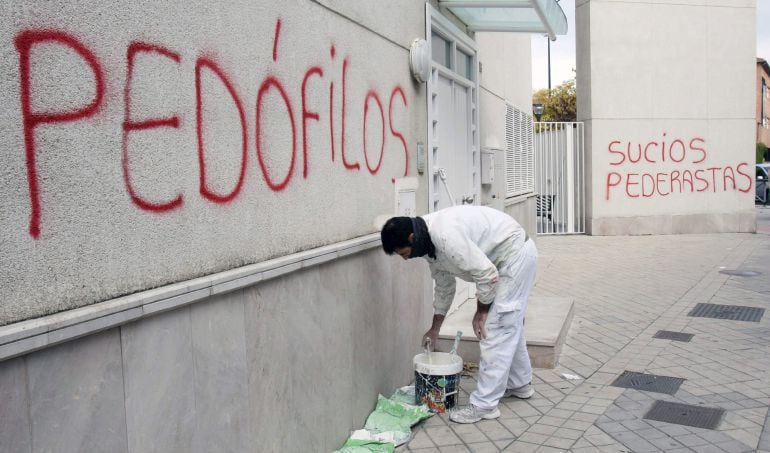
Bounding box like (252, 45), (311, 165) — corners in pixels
(363, 90), (385, 174)
(15, 30), (106, 239)
(302, 66), (323, 178)
(736, 162), (753, 193)
(389, 86), (409, 177)
(340, 58), (359, 170)
(272, 19), (282, 62)
(606, 172), (622, 201)
(122, 42), (183, 212)
(256, 76), (297, 191)
(608, 141), (624, 166)
(196, 57), (248, 203)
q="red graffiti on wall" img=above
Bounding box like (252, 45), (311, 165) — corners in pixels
(272, 19), (282, 63)
(363, 89), (385, 174)
(389, 86), (409, 178)
(196, 56), (248, 203)
(13, 22), (411, 238)
(339, 58), (359, 171)
(123, 42), (183, 212)
(604, 134), (752, 201)
(15, 30), (105, 239)
(256, 76), (297, 192)
(302, 66), (323, 178)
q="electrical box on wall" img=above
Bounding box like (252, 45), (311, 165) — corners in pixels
(394, 177), (419, 216)
(397, 191), (416, 216)
(481, 149), (495, 185)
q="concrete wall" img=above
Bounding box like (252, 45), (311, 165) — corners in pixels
(0, 2), (542, 449)
(0, 1), (435, 450)
(475, 32), (532, 122)
(477, 32), (536, 233)
(0, 0), (426, 325)
(505, 194), (538, 239)
(477, 32), (533, 150)
(0, 249), (431, 452)
(577, 0), (756, 235)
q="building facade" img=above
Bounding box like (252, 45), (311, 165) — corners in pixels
(577, 0), (756, 235)
(0, 1), (552, 450)
(757, 58), (770, 157)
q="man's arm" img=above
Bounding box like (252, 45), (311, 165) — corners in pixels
(423, 267), (455, 349)
(431, 267), (456, 316)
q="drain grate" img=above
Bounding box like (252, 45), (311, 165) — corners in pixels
(719, 269), (762, 277)
(653, 330), (694, 342)
(610, 371), (684, 395)
(688, 303), (764, 322)
(644, 400), (724, 429)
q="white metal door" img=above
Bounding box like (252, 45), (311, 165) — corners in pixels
(534, 122), (586, 235)
(433, 71), (474, 209)
(426, 5), (480, 308)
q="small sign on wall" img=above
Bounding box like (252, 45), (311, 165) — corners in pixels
(398, 191), (416, 216)
(394, 177), (419, 216)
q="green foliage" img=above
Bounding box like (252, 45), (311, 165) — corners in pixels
(532, 79), (577, 122)
(759, 142), (769, 163)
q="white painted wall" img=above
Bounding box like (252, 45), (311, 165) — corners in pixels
(0, 0), (427, 324)
(577, 0), (756, 235)
(476, 32), (536, 233)
(477, 32), (533, 150)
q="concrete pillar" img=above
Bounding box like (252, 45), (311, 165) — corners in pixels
(576, 0), (757, 235)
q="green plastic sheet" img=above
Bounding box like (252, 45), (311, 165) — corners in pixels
(364, 395), (432, 434)
(335, 391), (432, 452)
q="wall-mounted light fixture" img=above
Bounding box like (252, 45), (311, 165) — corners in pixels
(409, 38), (430, 83)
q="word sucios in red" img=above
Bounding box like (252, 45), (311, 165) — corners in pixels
(604, 133), (752, 201)
(14, 26), (410, 239)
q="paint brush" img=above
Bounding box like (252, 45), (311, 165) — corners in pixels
(449, 330), (462, 356)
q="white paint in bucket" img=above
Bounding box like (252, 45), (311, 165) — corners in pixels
(413, 352), (463, 375)
(413, 352), (463, 412)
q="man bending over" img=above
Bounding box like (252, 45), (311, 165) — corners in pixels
(380, 205), (538, 424)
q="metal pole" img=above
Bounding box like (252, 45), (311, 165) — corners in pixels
(547, 36), (551, 93)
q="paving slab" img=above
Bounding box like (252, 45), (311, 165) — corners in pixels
(436, 296), (574, 368)
(399, 229), (770, 452)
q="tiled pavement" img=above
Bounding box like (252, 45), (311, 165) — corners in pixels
(397, 224), (770, 452)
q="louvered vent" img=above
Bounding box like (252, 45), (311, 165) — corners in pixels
(505, 103), (534, 197)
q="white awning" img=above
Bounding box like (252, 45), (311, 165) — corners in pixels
(438, 0), (568, 40)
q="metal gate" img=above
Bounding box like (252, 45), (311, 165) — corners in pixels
(534, 122), (586, 235)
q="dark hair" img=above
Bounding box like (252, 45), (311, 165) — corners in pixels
(380, 217), (413, 254)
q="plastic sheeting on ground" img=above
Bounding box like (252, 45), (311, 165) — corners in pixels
(334, 387), (432, 452)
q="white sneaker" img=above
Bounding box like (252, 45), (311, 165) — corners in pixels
(449, 404), (501, 424)
(503, 383), (534, 399)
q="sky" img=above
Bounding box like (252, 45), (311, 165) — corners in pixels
(533, 1), (770, 91)
(531, 0), (575, 91)
(759, 1), (770, 61)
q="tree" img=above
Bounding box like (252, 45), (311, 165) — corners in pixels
(532, 79), (576, 122)
(758, 142), (768, 163)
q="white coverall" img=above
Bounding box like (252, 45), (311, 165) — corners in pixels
(422, 206), (538, 410)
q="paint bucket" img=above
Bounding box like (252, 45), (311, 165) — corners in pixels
(413, 352), (463, 413)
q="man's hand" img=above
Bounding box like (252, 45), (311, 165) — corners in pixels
(473, 300), (491, 340)
(422, 328), (439, 351)
(422, 314), (445, 350)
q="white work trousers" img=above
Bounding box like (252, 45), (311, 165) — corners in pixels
(470, 238), (538, 410)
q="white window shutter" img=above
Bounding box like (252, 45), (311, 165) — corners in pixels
(505, 103), (535, 198)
